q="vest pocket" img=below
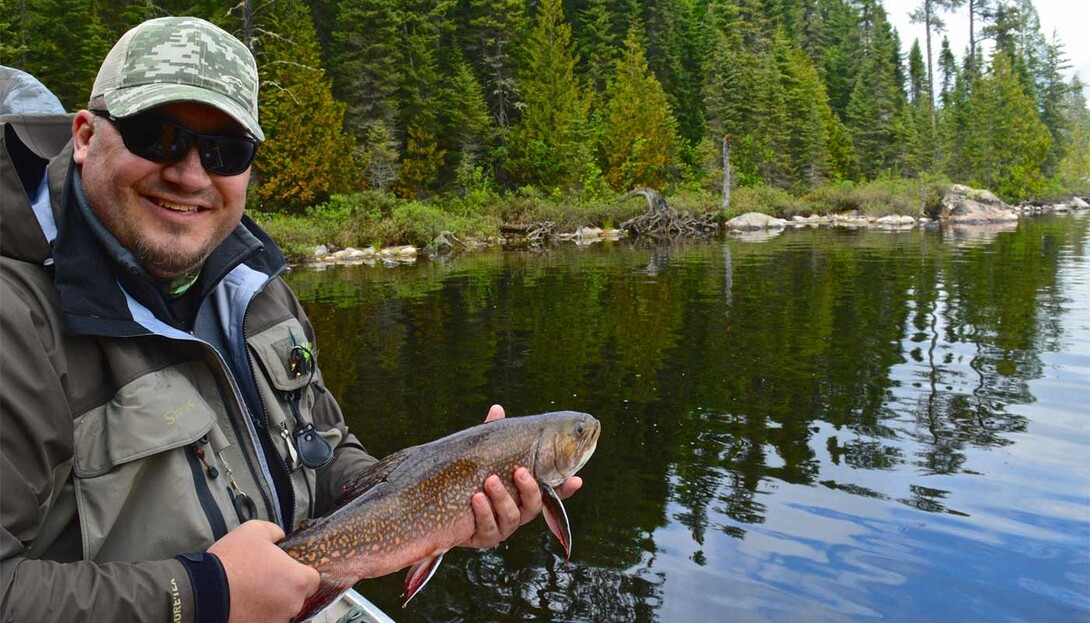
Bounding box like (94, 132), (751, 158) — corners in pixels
(247, 318), (342, 529)
(71, 361), (229, 562)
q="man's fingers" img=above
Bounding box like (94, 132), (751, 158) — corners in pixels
(242, 519), (286, 542)
(485, 404), (505, 422)
(513, 467), (542, 525)
(485, 475), (521, 538)
(555, 476), (583, 500)
(470, 491), (501, 547)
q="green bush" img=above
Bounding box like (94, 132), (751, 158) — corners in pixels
(730, 185), (804, 218)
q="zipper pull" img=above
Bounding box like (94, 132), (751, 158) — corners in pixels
(279, 421), (301, 471)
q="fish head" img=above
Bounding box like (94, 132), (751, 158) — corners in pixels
(534, 411), (600, 486)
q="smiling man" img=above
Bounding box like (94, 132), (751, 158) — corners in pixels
(0, 16), (580, 623)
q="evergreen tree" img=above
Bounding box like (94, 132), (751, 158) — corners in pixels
(393, 0), (452, 198)
(845, 0), (907, 179)
(957, 52), (1051, 200)
(1036, 32), (1073, 176)
(600, 28), (681, 190)
(1054, 76), (1090, 192)
(328, 0), (403, 155)
(905, 39), (935, 174)
(577, 0), (619, 97)
(463, 0), (526, 172)
(937, 36), (958, 107)
(1, 0), (112, 110)
(445, 60), (494, 176)
(250, 0), (358, 212)
(775, 30), (843, 186)
(507, 0), (591, 190)
(908, 0), (964, 129)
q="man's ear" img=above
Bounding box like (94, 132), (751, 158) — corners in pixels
(72, 110), (97, 165)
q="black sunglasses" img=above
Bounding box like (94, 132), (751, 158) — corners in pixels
(90, 109), (258, 176)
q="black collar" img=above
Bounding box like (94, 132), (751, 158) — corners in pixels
(51, 161), (285, 337)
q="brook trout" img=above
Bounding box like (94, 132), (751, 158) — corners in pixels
(280, 410), (601, 621)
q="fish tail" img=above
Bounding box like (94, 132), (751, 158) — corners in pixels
(294, 574), (354, 622)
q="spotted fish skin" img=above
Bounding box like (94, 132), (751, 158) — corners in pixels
(280, 411), (601, 620)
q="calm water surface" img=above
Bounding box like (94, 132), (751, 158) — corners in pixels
(286, 214), (1090, 623)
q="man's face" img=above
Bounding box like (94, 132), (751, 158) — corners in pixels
(73, 102), (251, 280)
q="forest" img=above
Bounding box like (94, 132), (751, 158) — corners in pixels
(3, 0), (1088, 217)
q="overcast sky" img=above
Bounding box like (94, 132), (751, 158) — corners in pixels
(883, 0), (1090, 97)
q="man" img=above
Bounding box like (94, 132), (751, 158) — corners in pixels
(0, 17), (581, 623)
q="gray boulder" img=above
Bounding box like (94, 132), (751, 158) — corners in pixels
(930, 184), (1019, 223)
(726, 212), (787, 231)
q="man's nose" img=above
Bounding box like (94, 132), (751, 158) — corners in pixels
(161, 144), (211, 189)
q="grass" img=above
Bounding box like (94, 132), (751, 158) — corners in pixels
(251, 175), (1030, 260)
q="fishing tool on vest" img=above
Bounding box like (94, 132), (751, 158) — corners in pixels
(284, 330), (333, 470)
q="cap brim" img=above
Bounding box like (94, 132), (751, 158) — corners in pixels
(104, 83), (264, 142)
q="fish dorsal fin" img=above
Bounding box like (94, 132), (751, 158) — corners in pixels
(339, 446), (417, 506)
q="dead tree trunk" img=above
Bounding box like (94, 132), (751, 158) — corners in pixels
(620, 188), (718, 238)
(722, 134), (731, 210)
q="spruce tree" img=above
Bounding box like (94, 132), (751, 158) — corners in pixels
(958, 52), (1051, 200)
(251, 0), (359, 212)
(600, 28), (681, 190)
(328, 0), (404, 154)
(908, 0), (964, 130)
(507, 0), (590, 190)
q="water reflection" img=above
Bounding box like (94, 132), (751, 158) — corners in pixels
(286, 215), (1090, 622)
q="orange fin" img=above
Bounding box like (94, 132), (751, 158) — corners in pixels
(294, 574), (353, 622)
(402, 551), (445, 607)
(541, 483), (572, 560)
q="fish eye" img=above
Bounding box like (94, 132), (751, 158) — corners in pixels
(576, 423), (585, 435)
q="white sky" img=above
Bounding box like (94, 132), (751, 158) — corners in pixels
(884, 0), (1090, 97)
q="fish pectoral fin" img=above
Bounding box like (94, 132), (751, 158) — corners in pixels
(541, 483), (572, 560)
(294, 573), (354, 622)
(402, 551), (446, 607)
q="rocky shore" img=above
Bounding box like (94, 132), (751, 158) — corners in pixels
(303, 185), (1088, 268)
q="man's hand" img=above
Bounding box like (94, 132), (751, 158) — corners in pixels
(461, 404), (584, 549)
(208, 520), (320, 623)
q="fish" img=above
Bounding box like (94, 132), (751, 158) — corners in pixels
(279, 410), (601, 621)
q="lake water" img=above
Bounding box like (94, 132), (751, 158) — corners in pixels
(285, 213), (1090, 623)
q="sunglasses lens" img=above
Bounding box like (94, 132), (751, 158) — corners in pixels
(200, 136), (257, 175)
(121, 115), (190, 162)
(112, 113), (257, 176)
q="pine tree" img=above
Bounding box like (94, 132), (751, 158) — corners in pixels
(507, 0), (591, 190)
(908, 0), (965, 130)
(444, 60), (494, 176)
(2, 0), (112, 110)
(327, 0), (404, 152)
(776, 30), (841, 187)
(600, 28), (681, 190)
(1054, 77), (1090, 192)
(390, 0), (453, 198)
(462, 0), (526, 179)
(577, 0), (619, 97)
(845, 0), (907, 179)
(250, 0), (359, 212)
(957, 52), (1051, 200)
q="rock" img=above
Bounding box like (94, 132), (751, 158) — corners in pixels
(314, 244), (329, 256)
(875, 214), (916, 228)
(932, 184), (1019, 223)
(332, 247), (373, 261)
(1071, 196), (1089, 209)
(726, 212), (786, 231)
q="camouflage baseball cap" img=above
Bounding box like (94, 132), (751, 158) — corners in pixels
(91, 16), (263, 141)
